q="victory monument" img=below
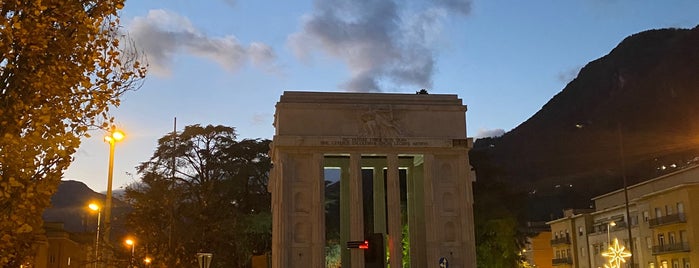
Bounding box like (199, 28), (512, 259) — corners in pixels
(268, 91), (476, 267)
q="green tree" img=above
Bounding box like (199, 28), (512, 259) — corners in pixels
(124, 125), (271, 267)
(473, 178), (528, 268)
(0, 1), (146, 266)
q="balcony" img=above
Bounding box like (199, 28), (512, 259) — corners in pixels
(552, 257), (573, 266)
(550, 236), (571, 245)
(648, 213), (686, 228)
(652, 242), (690, 255)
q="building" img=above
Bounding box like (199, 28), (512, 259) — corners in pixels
(29, 222), (92, 268)
(523, 222), (554, 268)
(547, 165), (699, 268)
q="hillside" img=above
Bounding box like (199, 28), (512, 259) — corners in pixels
(43, 180), (130, 237)
(470, 25), (699, 220)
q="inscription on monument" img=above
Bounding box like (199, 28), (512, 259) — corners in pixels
(318, 137), (434, 147)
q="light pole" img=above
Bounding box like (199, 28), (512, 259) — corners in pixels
(607, 221), (616, 244)
(88, 203), (101, 268)
(125, 238), (135, 268)
(103, 128), (124, 251)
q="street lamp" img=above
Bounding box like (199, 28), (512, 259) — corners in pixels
(103, 128), (124, 249)
(607, 221), (616, 244)
(144, 257), (152, 266)
(125, 238), (135, 268)
(88, 203), (101, 268)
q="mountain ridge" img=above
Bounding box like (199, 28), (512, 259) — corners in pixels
(470, 25), (699, 220)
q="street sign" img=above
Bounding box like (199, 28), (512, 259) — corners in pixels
(439, 257), (448, 268)
(197, 253), (213, 268)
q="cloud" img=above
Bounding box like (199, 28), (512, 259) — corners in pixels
(475, 128), (505, 138)
(557, 65), (582, 83)
(288, 0), (471, 92)
(250, 113), (271, 126)
(128, 9), (277, 76)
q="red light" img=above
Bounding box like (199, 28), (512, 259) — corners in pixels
(359, 240), (369, 249)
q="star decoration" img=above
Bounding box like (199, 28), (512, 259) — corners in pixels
(601, 238), (632, 268)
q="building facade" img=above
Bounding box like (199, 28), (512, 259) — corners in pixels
(547, 165), (699, 268)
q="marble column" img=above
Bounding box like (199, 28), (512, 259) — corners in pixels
(373, 165), (386, 235)
(386, 154), (402, 267)
(349, 153), (365, 268)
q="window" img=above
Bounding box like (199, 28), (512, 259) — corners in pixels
(644, 211), (650, 222)
(580, 247), (585, 257)
(669, 232), (676, 244)
(667, 205), (674, 215)
(649, 262), (655, 268)
(656, 207), (663, 218)
(659, 234), (665, 246)
(647, 236), (653, 249)
(678, 202), (685, 214)
(674, 259), (681, 268)
(683, 258), (690, 268)
(579, 226), (584, 236)
(680, 230), (688, 243)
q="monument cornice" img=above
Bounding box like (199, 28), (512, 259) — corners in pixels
(272, 135), (472, 151)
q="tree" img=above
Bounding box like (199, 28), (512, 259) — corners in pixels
(124, 125), (272, 267)
(473, 178), (529, 268)
(0, 1), (146, 266)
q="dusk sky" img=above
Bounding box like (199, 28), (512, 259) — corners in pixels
(65, 0), (699, 193)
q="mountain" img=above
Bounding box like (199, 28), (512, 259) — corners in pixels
(43, 180), (130, 236)
(470, 25), (699, 220)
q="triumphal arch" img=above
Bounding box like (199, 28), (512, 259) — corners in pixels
(269, 91), (476, 267)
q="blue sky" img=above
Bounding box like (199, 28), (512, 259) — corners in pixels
(64, 0), (699, 192)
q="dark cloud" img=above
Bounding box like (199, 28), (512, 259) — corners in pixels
(129, 9), (277, 76)
(289, 0), (471, 92)
(435, 0), (472, 16)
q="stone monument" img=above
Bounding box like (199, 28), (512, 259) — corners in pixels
(269, 91), (476, 268)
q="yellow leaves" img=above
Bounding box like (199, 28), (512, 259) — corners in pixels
(1, 1), (146, 264)
(16, 224), (33, 234)
(8, 177), (22, 187)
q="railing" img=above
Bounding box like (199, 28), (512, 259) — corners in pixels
(649, 213), (686, 228)
(550, 236), (571, 245)
(652, 242), (690, 255)
(590, 221), (627, 235)
(552, 257), (573, 266)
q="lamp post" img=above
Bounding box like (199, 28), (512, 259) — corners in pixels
(607, 221), (616, 244)
(125, 239), (135, 268)
(88, 203), (101, 268)
(103, 129), (124, 251)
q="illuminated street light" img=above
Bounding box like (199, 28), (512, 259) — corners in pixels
(103, 128), (124, 253)
(88, 203), (101, 268)
(125, 238), (135, 268)
(144, 257), (152, 266)
(607, 221), (616, 244)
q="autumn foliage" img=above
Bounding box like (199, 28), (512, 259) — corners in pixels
(0, 0), (146, 266)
